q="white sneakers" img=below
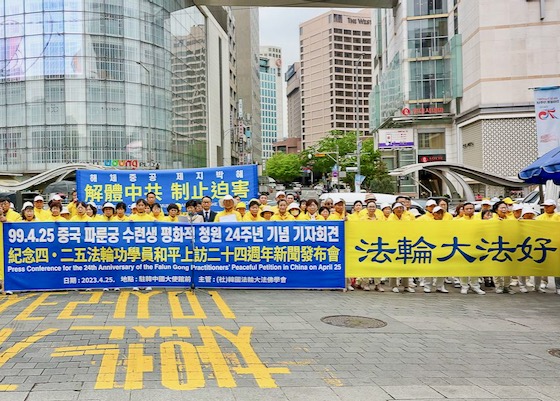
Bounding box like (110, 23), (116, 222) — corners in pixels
(519, 286), (528, 293)
(436, 286), (449, 293)
(460, 287), (468, 295)
(392, 287), (399, 293)
(472, 287), (486, 295)
(404, 287), (415, 293)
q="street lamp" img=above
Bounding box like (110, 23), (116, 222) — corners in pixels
(309, 144), (340, 192)
(354, 54), (365, 193)
(136, 61), (153, 165)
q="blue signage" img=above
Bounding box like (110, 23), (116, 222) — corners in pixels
(76, 165), (259, 209)
(3, 221), (345, 291)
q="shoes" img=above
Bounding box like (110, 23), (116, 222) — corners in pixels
(423, 287), (431, 293)
(145, 287), (152, 291)
(503, 286), (515, 294)
(556, 289), (560, 295)
(495, 287), (504, 294)
(392, 287), (400, 293)
(133, 287), (140, 291)
(408, 279), (417, 288)
(114, 288), (120, 291)
(540, 282), (547, 290)
(537, 287), (547, 294)
(519, 286), (528, 293)
(418, 279), (425, 287)
(460, 287), (468, 295)
(472, 287), (486, 295)
(374, 285), (384, 292)
(103, 288), (109, 292)
(436, 286), (449, 293)
(510, 279), (519, 287)
(4, 291), (13, 295)
(403, 287), (415, 293)
(347, 285), (355, 291)
(453, 278), (461, 288)
(444, 278), (452, 284)
(362, 285), (371, 291)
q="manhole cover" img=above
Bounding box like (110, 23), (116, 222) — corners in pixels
(321, 315), (387, 329)
(548, 349), (560, 358)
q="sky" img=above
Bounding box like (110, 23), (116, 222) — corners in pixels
(259, 7), (360, 71)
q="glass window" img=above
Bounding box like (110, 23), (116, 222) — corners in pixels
(408, 0), (447, 16)
(418, 132), (445, 149)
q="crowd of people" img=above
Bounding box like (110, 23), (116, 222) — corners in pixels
(2, 189), (559, 296)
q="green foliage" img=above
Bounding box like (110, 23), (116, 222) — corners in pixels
(264, 152), (303, 183)
(306, 130), (394, 193)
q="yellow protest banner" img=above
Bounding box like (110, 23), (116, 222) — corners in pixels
(345, 220), (560, 277)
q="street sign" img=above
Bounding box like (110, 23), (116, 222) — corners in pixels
(346, 167), (358, 172)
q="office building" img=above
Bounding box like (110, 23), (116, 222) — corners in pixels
(259, 46), (284, 164)
(299, 9), (373, 149)
(371, 0), (560, 197)
(285, 62), (302, 140)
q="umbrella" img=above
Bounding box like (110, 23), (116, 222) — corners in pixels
(519, 147), (560, 185)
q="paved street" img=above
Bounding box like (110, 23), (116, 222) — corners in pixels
(1, 286), (560, 401)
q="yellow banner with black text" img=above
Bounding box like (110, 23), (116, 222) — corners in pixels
(345, 220), (560, 277)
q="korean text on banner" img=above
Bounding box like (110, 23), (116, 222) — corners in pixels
(534, 86), (560, 157)
(3, 221), (345, 292)
(345, 220), (560, 278)
(76, 165), (259, 209)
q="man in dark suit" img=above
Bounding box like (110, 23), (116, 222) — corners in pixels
(198, 195), (217, 222)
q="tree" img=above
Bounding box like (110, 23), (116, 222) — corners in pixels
(264, 152), (303, 184)
(305, 130), (394, 193)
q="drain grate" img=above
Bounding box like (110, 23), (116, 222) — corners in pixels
(548, 349), (560, 358)
(321, 315), (387, 329)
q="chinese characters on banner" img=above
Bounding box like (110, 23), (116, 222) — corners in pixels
(76, 165), (259, 209)
(3, 221), (345, 292)
(346, 221), (560, 278)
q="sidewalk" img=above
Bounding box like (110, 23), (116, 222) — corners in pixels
(0, 288), (559, 400)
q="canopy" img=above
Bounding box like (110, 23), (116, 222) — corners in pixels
(518, 147), (560, 185)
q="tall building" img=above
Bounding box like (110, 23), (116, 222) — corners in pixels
(285, 62), (302, 139)
(371, 0), (560, 197)
(232, 7), (261, 165)
(299, 9), (373, 149)
(259, 46), (284, 164)
(0, 1), (230, 174)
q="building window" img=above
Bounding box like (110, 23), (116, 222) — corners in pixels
(408, 0), (447, 17)
(418, 132), (445, 150)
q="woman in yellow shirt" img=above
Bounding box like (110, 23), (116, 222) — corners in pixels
(70, 202), (91, 222)
(151, 203), (166, 221)
(271, 199), (295, 221)
(21, 202), (37, 222)
(130, 199), (155, 222)
(305, 199), (324, 220)
(165, 203), (180, 222)
(113, 202), (129, 222)
(243, 199), (264, 222)
(48, 201), (66, 222)
(99, 202), (117, 222)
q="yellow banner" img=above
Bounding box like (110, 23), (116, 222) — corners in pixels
(345, 220), (560, 277)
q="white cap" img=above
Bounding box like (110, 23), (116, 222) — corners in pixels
(219, 194), (234, 207)
(432, 206), (443, 213)
(521, 207), (536, 216)
(392, 202), (404, 210)
(102, 202), (116, 210)
(61, 207), (70, 215)
(87, 201), (97, 208)
(275, 191), (286, 198)
(131, 203), (137, 209)
(332, 197), (345, 205)
(425, 199), (437, 207)
(9, 202), (14, 209)
(409, 208), (420, 217)
(288, 203), (300, 211)
(481, 199), (492, 205)
(380, 203), (391, 210)
(34, 195), (44, 202)
(541, 199), (557, 206)
(22, 201), (34, 210)
(51, 194), (62, 201)
(512, 204), (523, 211)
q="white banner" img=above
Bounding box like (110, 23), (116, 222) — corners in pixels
(534, 87), (560, 157)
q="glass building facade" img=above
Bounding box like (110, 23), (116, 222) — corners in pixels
(0, 0), (208, 173)
(259, 56), (279, 163)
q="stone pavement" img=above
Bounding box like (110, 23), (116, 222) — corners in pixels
(0, 286), (560, 401)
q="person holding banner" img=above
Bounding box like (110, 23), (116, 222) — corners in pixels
(47, 201), (65, 222)
(235, 202), (247, 218)
(327, 198), (346, 221)
(113, 202), (129, 222)
(271, 199), (295, 221)
(388, 202), (415, 293)
(86, 203), (101, 221)
(99, 202), (116, 222)
(165, 203), (180, 222)
(129, 199), (155, 222)
(305, 199), (324, 220)
(536, 200), (560, 221)
(260, 206), (274, 221)
(33, 195), (51, 221)
(151, 203), (165, 221)
(21, 202), (37, 222)
(243, 199), (264, 222)
(491, 201), (515, 293)
(422, 207), (449, 294)
(456, 202), (486, 295)
(0, 197), (21, 222)
(347, 201), (363, 221)
(378, 203), (392, 221)
(215, 195), (242, 222)
(70, 202), (90, 222)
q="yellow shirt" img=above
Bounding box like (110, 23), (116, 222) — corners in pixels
(67, 201), (78, 216)
(492, 213), (516, 221)
(34, 208), (51, 221)
(215, 210), (242, 222)
(388, 213), (415, 221)
(296, 213), (310, 221)
(456, 214), (477, 220)
(417, 212), (434, 221)
(129, 213), (155, 222)
(536, 213), (560, 222)
(307, 213), (325, 221)
(243, 213), (264, 222)
(98, 215), (116, 222)
(70, 214), (91, 222)
(152, 213), (166, 222)
(271, 213), (295, 221)
(5, 209), (22, 222)
(46, 215), (67, 222)
(347, 212), (362, 221)
(360, 214), (378, 221)
(359, 209), (384, 219)
(165, 215), (179, 223)
(443, 212), (453, 220)
(327, 210), (346, 221)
